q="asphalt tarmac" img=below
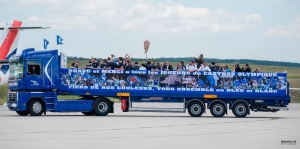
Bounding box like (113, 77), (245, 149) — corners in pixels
(0, 103), (299, 149)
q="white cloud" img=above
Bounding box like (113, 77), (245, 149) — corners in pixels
(265, 26), (293, 37)
(5, 0), (261, 33)
(245, 14), (261, 21)
(266, 16), (300, 38)
(26, 15), (97, 30)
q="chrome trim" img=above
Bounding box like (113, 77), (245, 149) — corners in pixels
(97, 102), (108, 113)
(50, 65), (53, 86)
(8, 92), (18, 102)
(190, 104), (201, 115)
(129, 108), (185, 113)
(235, 104), (247, 115)
(183, 98), (186, 113)
(267, 106), (289, 110)
(43, 66), (45, 86)
(212, 104), (225, 115)
(45, 56), (55, 86)
(32, 102), (42, 113)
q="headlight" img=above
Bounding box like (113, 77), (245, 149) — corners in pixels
(11, 103), (17, 108)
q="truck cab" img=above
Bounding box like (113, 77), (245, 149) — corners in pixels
(8, 48), (60, 91)
(7, 48), (64, 115)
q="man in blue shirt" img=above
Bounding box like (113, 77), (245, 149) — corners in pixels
(28, 65), (39, 75)
(91, 57), (99, 68)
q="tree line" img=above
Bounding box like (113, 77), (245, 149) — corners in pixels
(68, 56), (300, 68)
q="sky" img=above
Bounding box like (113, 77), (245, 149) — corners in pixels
(0, 0), (299, 62)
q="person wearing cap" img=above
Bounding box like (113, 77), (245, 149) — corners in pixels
(186, 60), (197, 72)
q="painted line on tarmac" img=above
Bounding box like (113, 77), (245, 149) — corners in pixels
(0, 117), (278, 135)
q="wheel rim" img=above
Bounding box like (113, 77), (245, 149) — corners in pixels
(213, 104), (224, 115)
(32, 102), (42, 113)
(98, 102), (108, 113)
(235, 104), (246, 115)
(191, 104), (201, 115)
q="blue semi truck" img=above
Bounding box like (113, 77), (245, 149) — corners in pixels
(6, 48), (289, 117)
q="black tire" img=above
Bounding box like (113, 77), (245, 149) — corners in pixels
(232, 101), (249, 118)
(93, 99), (111, 116)
(16, 111), (29, 116)
(187, 101), (205, 117)
(82, 112), (94, 116)
(210, 102), (226, 117)
(28, 99), (44, 116)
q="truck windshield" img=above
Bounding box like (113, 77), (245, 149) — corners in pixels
(9, 62), (24, 79)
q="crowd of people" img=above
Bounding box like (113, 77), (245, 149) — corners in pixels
(62, 54), (290, 91)
(70, 53), (261, 73)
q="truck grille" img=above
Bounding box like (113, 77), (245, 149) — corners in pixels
(8, 92), (17, 102)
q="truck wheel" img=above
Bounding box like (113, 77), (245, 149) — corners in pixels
(82, 112), (94, 116)
(93, 99), (111, 116)
(16, 111), (29, 116)
(232, 102), (248, 118)
(210, 102), (226, 117)
(28, 99), (44, 116)
(187, 101), (204, 117)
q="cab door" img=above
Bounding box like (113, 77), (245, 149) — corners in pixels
(25, 61), (43, 89)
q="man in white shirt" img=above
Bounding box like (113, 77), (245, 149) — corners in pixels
(139, 63), (147, 70)
(198, 61), (211, 72)
(119, 77), (126, 86)
(186, 60), (197, 72)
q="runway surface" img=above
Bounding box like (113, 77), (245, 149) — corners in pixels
(0, 103), (299, 149)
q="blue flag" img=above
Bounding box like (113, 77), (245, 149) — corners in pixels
(44, 39), (49, 49)
(57, 35), (63, 45)
(6, 48), (17, 59)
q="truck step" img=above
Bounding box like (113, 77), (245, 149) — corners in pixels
(129, 108), (185, 113)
